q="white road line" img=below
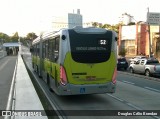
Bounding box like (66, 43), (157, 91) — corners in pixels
(145, 87), (160, 93)
(126, 103), (142, 110)
(107, 94), (124, 102)
(0, 59), (10, 71)
(122, 80), (135, 85)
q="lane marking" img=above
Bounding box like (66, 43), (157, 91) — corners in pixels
(145, 87), (160, 93)
(107, 94), (142, 110)
(0, 59), (10, 71)
(122, 80), (135, 85)
(126, 103), (142, 110)
(107, 94), (123, 102)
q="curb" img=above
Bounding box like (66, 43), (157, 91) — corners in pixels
(118, 71), (160, 82)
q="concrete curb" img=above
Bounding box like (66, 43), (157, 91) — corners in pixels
(13, 53), (48, 119)
(118, 71), (160, 82)
(4, 50), (48, 119)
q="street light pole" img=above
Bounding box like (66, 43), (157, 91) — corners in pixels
(148, 7), (152, 58)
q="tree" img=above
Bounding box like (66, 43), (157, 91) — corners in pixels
(118, 48), (127, 56)
(0, 32), (10, 42)
(92, 22), (99, 27)
(128, 22), (136, 25)
(26, 32), (38, 41)
(11, 32), (19, 42)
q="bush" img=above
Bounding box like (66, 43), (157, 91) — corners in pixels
(119, 48), (127, 56)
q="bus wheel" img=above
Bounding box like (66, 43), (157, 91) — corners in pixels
(32, 63), (34, 68)
(36, 66), (41, 78)
(33, 64), (36, 72)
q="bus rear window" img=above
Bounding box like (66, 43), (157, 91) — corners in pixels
(69, 30), (112, 63)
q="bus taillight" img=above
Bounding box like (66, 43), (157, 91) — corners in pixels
(60, 66), (67, 86)
(112, 67), (117, 84)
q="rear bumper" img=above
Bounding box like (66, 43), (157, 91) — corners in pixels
(117, 64), (128, 69)
(56, 82), (116, 95)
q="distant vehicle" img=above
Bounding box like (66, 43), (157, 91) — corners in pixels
(117, 57), (128, 70)
(129, 58), (160, 76)
(31, 27), (117, 95)
(129, 55), (147, 62)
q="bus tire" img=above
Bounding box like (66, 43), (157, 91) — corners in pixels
(36, 66), (41, 78)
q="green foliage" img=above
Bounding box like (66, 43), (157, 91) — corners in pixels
(118, 48), (127, 56)
(0, 32), (38, 47)
(128, 22), (136, 25)
(0, 32), (10, 42)
(26, 32), (38, 41)
(91, 22), (123, 34)
(11, 32), (19, 42)
(92, 22), (99, 27)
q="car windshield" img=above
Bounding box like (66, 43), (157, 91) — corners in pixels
(146, 60), (159, 64)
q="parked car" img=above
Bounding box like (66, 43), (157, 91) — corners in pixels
(129, 58), (160, 76)
(129, 55), (147, 62)
(117, 57), (128, 70)
(129, 55), (147, 65)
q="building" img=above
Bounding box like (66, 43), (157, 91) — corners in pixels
(52, 9), (83, 30)
(118, 22), (160, 59)
(119, 13), (134, 25)
(68, 9), (82, 28)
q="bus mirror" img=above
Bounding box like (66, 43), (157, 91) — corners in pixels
(62, 35), (66, 40)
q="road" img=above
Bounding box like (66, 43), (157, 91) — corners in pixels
(0, 56), (17, 119)
(21, 46), (160, 119)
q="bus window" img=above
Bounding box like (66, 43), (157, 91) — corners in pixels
(42, 42), (45, 59)
(37, 43), (40, 57)
(48, 38), (54, 61)
(45, 40), (49, 59)
(54, 36), (60, 61)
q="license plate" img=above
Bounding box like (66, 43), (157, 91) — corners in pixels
(86, 76), (96, 80)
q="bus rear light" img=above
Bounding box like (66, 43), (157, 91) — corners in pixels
(112, 67), (117, 84)
(60, 66), (67, 85)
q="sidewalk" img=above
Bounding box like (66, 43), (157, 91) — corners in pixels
(5, 48), (48, 119)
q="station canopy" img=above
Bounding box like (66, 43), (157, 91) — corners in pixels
(3, 42), (20, 47)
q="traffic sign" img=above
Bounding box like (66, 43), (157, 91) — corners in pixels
(147, 12), (160, 25)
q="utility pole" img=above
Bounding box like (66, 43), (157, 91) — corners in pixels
(147, 7), (152, 58)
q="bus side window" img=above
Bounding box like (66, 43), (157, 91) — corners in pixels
(35, 44), (38, 56)
(37, 43), (40, 57)
(49, 39), (54, 61)
(54, 37), (60, 61)
(32, 45), (35, 55)
(42, 42), (45, 59)
(45, 40), (49, 59)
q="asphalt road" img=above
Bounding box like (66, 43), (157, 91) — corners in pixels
(22, 46), (160, 119)
(0, 56), (17, 119)
(117, 72), (160, 93)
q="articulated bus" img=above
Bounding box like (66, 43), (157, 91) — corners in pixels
(31, 27), (117, 95)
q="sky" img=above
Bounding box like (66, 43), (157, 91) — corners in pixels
(0, 0), (160, 36)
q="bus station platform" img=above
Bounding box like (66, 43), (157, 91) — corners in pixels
(4, 46), (48, 119)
